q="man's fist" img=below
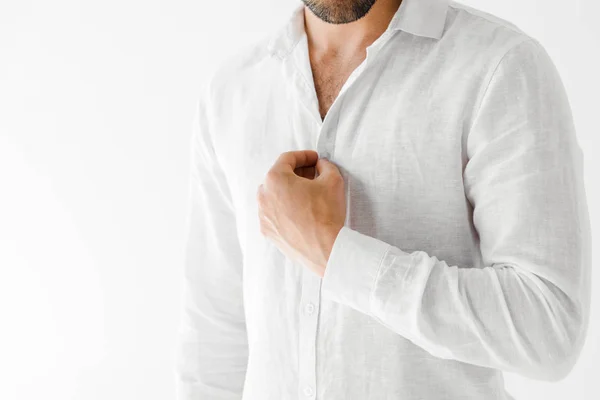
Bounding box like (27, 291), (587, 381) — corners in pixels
(256, 150), (346, 277)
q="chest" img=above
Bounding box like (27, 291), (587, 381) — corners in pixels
(310, 53), (365, 120)
(222, 53), (471, 213)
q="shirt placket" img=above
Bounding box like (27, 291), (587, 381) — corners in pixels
(282, 29), (397, 400)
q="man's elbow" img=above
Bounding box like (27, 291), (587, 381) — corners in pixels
(532, 343), (583, 382)
(529, 300), (588, 382)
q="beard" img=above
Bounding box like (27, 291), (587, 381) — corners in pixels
(300, 0), (379, 24)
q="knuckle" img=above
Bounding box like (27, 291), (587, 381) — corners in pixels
(265, 169), (279, 184)
(330, 172), (344, 186)
(259, 221), (267, 236)
(276, 151), (292, 164)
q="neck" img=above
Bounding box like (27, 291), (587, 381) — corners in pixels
(303, 0), (402, 58)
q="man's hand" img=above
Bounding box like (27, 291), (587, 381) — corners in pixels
(257, 150), (346, 277)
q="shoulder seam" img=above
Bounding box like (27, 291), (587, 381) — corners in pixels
(448, 1), (526, 36)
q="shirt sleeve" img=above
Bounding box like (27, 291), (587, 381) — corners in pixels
(320, 38), (591, 382)
(174, 87), (248, 399)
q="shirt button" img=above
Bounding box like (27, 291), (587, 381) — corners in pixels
(303, 386), (314, 397)
(304, 303), (315, 315)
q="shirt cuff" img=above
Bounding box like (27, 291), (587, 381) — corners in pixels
(321, 226), (391, 315)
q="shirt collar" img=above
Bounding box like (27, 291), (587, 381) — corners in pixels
(267, 0), (449, 60)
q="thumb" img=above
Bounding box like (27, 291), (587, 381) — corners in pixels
(315, 158), (341, 180)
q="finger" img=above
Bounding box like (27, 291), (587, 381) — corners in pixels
(274, 150), (318, 173)
(294, 166), (316, 179)
(315, 158), (341, 180)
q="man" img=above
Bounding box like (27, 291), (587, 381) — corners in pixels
(175, 0), (591, 399)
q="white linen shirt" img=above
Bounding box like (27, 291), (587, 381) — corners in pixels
(174, 1), (592, 399)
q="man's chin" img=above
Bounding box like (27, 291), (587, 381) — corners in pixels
(300, 0), (378, 25)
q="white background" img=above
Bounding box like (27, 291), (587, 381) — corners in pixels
(0, 0), (597, 399)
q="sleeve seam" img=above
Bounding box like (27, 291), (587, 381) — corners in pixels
(198, 79), (239, 216)
(468, 37), (537, 134)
